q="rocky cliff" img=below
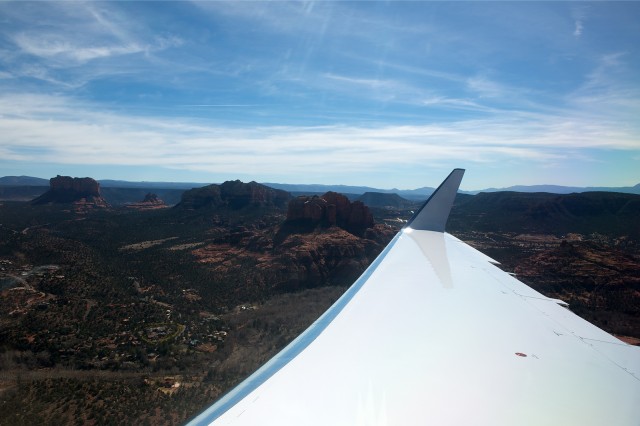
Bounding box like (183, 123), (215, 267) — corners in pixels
(126, 193), (167, 210)
(286, 191), (374, 235)
(141, 193), (163, 204)
(31, 176), (108, 208)
(192, 223), (395, 295)
(178, 180), (291, 210)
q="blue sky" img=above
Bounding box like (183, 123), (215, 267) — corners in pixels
(0, 1), (638, 190)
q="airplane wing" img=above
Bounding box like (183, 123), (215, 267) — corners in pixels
(187, 169), (640, 426)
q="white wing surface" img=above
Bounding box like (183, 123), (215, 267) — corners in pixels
(188, 169), (640, 426)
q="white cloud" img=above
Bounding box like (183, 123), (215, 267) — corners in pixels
(318, 73), (493, 111)
(0, 3), (637, 187)
(571, 5), (589, 38)
(1, 93), (637, 182)
(3, 0), (183, 77)
(584, 52), (626, 88)
(11, 28), (183, 66)
(13, 32), (146, 63)
(566, 52), (640, 126)
(467, 76), (502, 98)
(573, 20), (583, 37)
(323, 73), (408, 94)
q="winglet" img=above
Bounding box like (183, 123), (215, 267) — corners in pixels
(406, 168), (465, 232)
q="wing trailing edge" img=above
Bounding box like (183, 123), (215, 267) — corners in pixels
(406, 168), (464, 232)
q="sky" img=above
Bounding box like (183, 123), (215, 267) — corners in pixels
(0, 1), (638, 191)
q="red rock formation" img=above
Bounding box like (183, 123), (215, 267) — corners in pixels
(31, 175), (108, 208)
(127, 193), (167, 210)
(193, 224), (396, 293)
(321, 192), (352, 225)
(219, 180), (290, 208)
(347, 200), (374, 231)
(178, 180), (290, 210)
(285, 196), (329, 222)
(142, 193), (163, 204)
(50, 176), (100, 196)
(285, 191), (374, 234)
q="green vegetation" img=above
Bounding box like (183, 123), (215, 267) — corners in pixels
(449, 191), (640, 238)
(0, 199), (386, 424)
(0, 190), (638, 424)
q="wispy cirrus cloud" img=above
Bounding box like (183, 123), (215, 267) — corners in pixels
(0, 93), (637, 184)
(466, 76), (509, 99)
(573, 20), (584, 38)
(1, 2), (638, 188)
(420, 97), (494, 113)
(193, 1), (431, 41)
(321, 73), (416, 102)
(571, 5), (589, 38)
(12, 33), (145, 63)
(566, 52), (640, 127)
(1, 0), (182, 89)
(320, 73), (503, 114)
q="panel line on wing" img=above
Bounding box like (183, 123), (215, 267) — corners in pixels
(582, 338), (640, 380)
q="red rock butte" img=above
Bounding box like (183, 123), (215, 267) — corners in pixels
(286, 191), (374, 233)
(31, 175), (108, 208)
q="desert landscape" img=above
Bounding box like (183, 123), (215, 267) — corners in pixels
(0, 176), (639, 424)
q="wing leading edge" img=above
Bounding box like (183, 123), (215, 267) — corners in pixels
(187, 169), (640, 426)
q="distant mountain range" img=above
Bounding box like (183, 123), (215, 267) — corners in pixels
(1, 176), (639, 200)
(263, 183), (436, 200)
(476, 184), (640, 195)
(97, 179), (207, 189)
(356, 192), (419, 209)
(0, 176), (50, 186)
(0, 176), (205, 190)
